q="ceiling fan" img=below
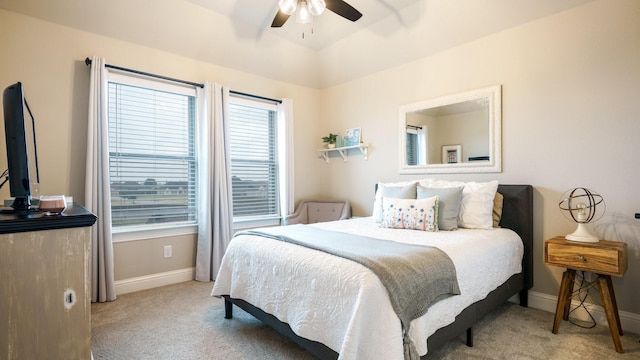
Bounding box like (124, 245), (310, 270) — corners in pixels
(271, 0), (363, 27)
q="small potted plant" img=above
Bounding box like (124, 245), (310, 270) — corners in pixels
(322, 133), (338, 149)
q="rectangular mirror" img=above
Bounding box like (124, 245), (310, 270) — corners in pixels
(399, 85), (502, 174)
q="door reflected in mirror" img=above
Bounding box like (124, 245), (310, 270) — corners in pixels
(399, 85), (501, 174)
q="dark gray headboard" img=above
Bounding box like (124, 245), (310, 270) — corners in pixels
(496, 184), (534, 290)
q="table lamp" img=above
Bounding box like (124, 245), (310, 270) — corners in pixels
(558, 187), (605, 242)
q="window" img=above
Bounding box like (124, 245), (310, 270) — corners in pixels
(228, 96), (280, 221)
(406, 132), (418, 166)
(107, 73), (197, 229)
(406, 125), (427, 166)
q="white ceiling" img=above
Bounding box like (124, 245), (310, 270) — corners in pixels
(184, 0), (422, 50)
(0, 0), (596, 88)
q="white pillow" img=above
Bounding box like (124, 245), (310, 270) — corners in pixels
(372, 181), (417, 223)
(380, 196), (438, 232)
(417, 179), (499, 229)
(418, 179), (465, 188)
(459, 181), (499, 229)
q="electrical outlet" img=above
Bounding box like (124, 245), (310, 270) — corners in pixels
(163, 245), (172, 259)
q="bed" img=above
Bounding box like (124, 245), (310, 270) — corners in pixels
(212, 184), (533, 359)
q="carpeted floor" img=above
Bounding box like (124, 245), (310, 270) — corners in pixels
(91, 281), (640, 359)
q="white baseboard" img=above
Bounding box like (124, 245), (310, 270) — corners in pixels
(526, 290), (640, 335)
(115, 267), (195, 295)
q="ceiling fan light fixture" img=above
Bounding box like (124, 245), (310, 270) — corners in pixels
(307, 0), (326, 16)
(271, 0), (360, 28)
(295, 1), (313, 24)
(279, 0), (298, 15)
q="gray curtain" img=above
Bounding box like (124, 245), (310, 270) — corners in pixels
(195, 82), (234, 281)
(85, 56), (117, 302)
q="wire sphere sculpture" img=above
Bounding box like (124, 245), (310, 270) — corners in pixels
(559, 187), (605, 223)
(558, 187), (605, 242)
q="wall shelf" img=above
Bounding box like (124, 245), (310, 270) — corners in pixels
(318, 144), (368, 163)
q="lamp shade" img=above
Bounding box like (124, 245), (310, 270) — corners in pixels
(558, 187), (605, 242)
(295, 1), (312, 24)
(279, 0), (298, 15)
(307, 0), (326, 16)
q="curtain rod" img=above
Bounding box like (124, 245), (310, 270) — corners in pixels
(84, 57), (282, 103)
(229, 90), (282, 104)
(84, 57), (203, 88)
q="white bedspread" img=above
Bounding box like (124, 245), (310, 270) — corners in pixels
(211, 217), (523, 359)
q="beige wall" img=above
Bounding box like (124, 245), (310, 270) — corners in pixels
(1, 0), (638, 317)
(0, 9), (326, 280)
(319, 0), (640, 314)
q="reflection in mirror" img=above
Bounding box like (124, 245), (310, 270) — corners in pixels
(399, 85), (501, 174)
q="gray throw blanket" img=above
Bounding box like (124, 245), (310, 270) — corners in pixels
(236, 225), (461, 360)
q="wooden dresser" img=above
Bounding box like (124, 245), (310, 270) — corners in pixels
(544, 236), (628, 353)
(0, 204), (97, 360)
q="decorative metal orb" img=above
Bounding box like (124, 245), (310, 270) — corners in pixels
(558, 187), (605, 223)
(558, 187), (605, 242)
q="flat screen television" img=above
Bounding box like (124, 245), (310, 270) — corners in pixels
(1, 82), (40, 213)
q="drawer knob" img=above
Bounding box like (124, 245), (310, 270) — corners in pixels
(577, 254), (586, 262)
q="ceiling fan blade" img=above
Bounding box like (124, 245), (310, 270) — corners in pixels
(271, 10), (291, 28)
(325, 0), (363, 22)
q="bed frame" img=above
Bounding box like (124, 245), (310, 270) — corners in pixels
(223, 184), (533, 359)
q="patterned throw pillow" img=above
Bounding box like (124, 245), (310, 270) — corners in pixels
(380, 196), (438, 231)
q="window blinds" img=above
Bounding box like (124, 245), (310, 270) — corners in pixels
(406, 132), (418, 166)
(228, 101), (280, 218)
(107, 82), (197, 227)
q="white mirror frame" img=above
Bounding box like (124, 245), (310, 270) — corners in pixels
(399, 85), (502, 174)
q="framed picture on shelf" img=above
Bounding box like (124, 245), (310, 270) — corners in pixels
(442, 144), (461, 164)
(344, 127), (361, 147)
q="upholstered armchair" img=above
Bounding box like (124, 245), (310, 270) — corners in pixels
(283, 200), (351, 225)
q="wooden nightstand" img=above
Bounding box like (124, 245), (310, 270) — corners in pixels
(544, 236), (628, 353)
